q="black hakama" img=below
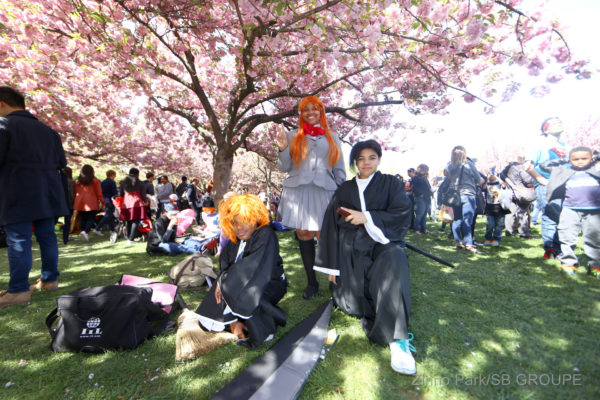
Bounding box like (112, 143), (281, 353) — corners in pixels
(196, 225), (288, 349)
(315, 171), (413, 345)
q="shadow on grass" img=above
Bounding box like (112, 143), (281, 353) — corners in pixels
(1, 223), (599, 399)
(0, 230), (333, 399)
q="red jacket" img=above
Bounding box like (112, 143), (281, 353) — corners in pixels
(73, 178), (105, 211)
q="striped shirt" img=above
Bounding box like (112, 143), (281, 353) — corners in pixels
(564, 171), (600, 210)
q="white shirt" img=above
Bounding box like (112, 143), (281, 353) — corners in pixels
(313, 173), (390, 277)
(356, 174), (390, 244)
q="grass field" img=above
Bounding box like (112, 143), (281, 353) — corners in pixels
(1, 220), (599, 399)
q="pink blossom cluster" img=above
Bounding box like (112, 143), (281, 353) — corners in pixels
(0, 0), (583, 199)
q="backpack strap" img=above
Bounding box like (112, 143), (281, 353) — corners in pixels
(45, 308), (59, 339)
(173, 255), (198, 285)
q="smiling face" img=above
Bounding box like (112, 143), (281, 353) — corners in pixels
(356, 148), (381, 179)
(232, 216), (257, 241)
(301, 102), (321, 126)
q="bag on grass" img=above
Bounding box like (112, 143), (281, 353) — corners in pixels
(118, 274), (178, 314)
(46, 285), (169, 353)
(169, 254), (218, 289)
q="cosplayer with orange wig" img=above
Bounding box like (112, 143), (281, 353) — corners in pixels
(195, 194), (288, 349)
(276, 96), (346, 300)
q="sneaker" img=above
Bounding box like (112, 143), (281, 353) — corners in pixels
(544, 249), (559, 259)
(491, 240), (499, 247)
(455, 243), (465, 250)
(484, 240), (493, 246)
(587, 266), (600, 279)
(91, 229), (103, 237)
(390, 333), (417, 375)
(0, 290), (31, 308)
(109, 231), (118, 243)
(126, 240), (135, 245)
(561, 265), (577, 275)
(30, 279), (59, 292)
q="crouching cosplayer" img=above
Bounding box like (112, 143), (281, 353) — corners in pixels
(315, 140), (418, 375)
(195, 194), (288, 349)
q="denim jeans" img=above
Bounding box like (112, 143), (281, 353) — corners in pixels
(95, 201), (116, 231)
(536, 185), (561, 251)
(452, 194), (476, 245)
(413, 196), (428, 232)
(158, 238), (205, 255)
(485, 215), (505, 241)
(5, 218), (59, 293)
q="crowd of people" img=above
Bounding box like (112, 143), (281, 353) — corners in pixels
(1, 87), (599, 378)
(396, 118), (599, 280)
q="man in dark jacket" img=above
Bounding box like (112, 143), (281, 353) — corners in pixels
(187, 178), (202, 225)
(176, 176), (190, 210)
(0, 87), (69, 307)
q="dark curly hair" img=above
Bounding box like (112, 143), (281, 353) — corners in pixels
(349, 139), (382, 170)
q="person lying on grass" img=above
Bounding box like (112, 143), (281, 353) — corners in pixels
(195, 193), (288, 349)
(314, 139), (418, 375)
(146, 206), (206, 256)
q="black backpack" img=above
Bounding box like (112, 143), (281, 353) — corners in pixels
(46, 285), (169, 353)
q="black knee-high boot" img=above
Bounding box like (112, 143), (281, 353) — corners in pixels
(298, 238), (318, 299)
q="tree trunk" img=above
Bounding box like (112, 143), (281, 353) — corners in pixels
(212, 147), (235, 205)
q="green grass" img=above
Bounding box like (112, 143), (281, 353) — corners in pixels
(1, 221), (599, 399)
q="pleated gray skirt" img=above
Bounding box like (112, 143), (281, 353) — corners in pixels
(279, 184), (335, 231)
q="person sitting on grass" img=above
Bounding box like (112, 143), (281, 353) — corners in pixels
(543, 146), (600, 277)
(314, 139), (417, 375)
(195, 194), (288, 349)
(146, 207), (205, 256)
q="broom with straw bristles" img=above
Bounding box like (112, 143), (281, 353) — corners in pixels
(168, 273), (237, 361)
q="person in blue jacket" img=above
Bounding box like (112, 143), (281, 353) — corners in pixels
(0, 87), (69, 307)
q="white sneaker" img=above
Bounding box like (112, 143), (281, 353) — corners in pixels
(389, 333), (416, 375)
(91, 230), (103, 237)
(126, 240), (134, 245)
(80, 231), (89, 242)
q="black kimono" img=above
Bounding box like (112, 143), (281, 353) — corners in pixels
(315, 171), (413, 345)
(196, 225), (288, 349)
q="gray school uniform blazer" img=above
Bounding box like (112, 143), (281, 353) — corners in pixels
(278, 130), (346, 190)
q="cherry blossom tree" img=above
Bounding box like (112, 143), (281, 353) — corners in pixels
(0, 0), (587, 200)
(565, 116), (600, 149)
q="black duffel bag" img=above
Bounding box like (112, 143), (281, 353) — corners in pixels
(46, 285), (168, 353)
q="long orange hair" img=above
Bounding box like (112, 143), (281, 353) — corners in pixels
(290, 96), (340, 168)
(219, 194), (270, 243)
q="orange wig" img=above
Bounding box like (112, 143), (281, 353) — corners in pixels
(290, 96), (340, 168)
(219, 193), (270, 243)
